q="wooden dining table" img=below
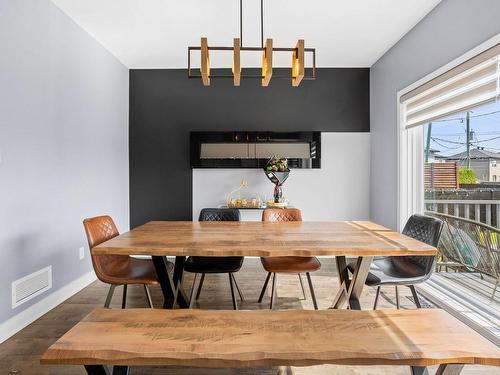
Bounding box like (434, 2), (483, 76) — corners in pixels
(94, 220), (437, 310)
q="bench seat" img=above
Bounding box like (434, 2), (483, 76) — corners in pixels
(41, 308), (499, 373)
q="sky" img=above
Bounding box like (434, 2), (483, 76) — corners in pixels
(423, 100), (500, 158)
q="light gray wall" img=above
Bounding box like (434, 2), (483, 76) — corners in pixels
(370, 0), (500, 229)
(0, 0), (129, 324)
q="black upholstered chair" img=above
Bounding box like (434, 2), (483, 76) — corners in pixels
(183, 208), (244, 310)
(348, 214), (443, 309)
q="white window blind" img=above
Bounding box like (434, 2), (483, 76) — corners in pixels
(401, 44), (500, 128)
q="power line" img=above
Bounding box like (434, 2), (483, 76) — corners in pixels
(431, 137), (466, 145)
(473, 135), (500, 143)
(431, 109), (500, 123)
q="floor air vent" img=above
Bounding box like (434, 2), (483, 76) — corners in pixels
(12, 266), (52, 308)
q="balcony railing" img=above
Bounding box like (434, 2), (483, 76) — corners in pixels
(425, 199), (500, 227)
(426, 211), (500, 298)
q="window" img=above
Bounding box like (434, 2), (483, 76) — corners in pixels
(399, 40), (500, 229)
(494, 175), (497, 182)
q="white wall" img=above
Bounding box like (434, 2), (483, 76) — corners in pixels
(0, 0), (129, 338)
(193, 133), (370, 221)
(370, 0), (500, 229)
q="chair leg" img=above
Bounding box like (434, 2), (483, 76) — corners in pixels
(121, 285), (127, 309)
(270, 273), (277, 310)
(306, 273), (318, 310)
(395, 286), (400, 309)
(258, 272), (272, 303)
(144, 284), (153, 308)
(104, 285), (116, 308)
(189, 273), (199, 309)
(228, 273), (238, 310)
(231, 274), (244, 301)
(298, 273), (306, 300)
(409, 285), (421, 308)
(373, 286), (381, 310)
(195, 273), (205, 301)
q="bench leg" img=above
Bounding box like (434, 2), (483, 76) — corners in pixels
(84, 365), (108, 375)
(411, 367), (429, 375)
(277, 366), (295, 375)
(112, 366), (130, 375)
(411, 364), (464, 375)
(436, 364), (465, 375)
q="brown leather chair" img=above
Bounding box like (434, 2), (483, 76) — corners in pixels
(258, 208), (320, 309)
(83, 215), (173, 308)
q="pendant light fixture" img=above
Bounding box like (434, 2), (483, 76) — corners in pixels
(187, 0), (316, 87)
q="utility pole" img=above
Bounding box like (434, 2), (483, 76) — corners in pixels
(466, 111), (471, 169)
(425, 122), (432, 163)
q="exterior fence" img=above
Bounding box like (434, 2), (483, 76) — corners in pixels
(425, 199), (500, 228)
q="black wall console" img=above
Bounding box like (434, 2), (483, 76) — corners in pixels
(190, 131), (321, 169)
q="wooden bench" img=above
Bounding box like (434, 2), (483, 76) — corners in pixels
(41, 308), (499, 375)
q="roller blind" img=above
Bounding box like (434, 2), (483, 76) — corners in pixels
(401, 44), (500, 128)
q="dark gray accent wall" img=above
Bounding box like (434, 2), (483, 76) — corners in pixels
(130, 68), (369, 227)
(370, 0), (500, 229)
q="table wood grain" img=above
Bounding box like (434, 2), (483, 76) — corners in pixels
(41, 308), (500, 368)
(93, 221), (437, 257)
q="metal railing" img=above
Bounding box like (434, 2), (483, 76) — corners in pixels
(426, 211), (500, 298)
(425, 199), (500, 227)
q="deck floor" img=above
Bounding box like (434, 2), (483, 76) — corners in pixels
(0, 258), (498, 374)
(418, 270), (500, 345)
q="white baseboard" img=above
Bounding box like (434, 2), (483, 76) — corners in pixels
(0, 270), (97, 343)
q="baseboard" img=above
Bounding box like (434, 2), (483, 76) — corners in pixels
(0, 271), (97, 343)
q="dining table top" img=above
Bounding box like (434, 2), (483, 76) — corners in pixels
(93, 220), (437, 258)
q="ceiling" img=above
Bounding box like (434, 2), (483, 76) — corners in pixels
(51, 0), (441, 69)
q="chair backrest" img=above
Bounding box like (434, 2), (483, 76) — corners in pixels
(262, 208), (302, 222)
(398, 214), (444, 277)
(199, 208), (240, 222)
(83, 215), (130, 284)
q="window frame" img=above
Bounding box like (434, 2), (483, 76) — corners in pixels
(397, 34), (500, 231)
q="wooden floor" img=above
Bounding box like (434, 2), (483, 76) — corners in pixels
(1, 258), (498, 375)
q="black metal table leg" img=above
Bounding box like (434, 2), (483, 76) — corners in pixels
(346, 256), (373, 310)
(173, 256), (189, 308)
(152, 256), (176, 309)
(331, 256), (373, 310)
(332, 256), (350, 308)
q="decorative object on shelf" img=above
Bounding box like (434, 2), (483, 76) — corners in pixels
(226, 180), (263, 209)
(187, 0), (316, 87)
(264, 156), (290, 206)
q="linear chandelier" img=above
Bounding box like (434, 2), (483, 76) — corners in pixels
(187, 0), (316, 87)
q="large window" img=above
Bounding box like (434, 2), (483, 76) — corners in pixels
(399, 41), (500, 229)
(398, 39), (500, 340)
(423, 101), (500, 228)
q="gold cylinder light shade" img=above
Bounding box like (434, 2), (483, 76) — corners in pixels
(201, 37), (210, 86)
(233, 38), (241, 86)
(292, 39), (305, 87)
(262, 39), (273, 87)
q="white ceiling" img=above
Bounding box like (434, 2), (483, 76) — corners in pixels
(51, 0), (441, 69)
